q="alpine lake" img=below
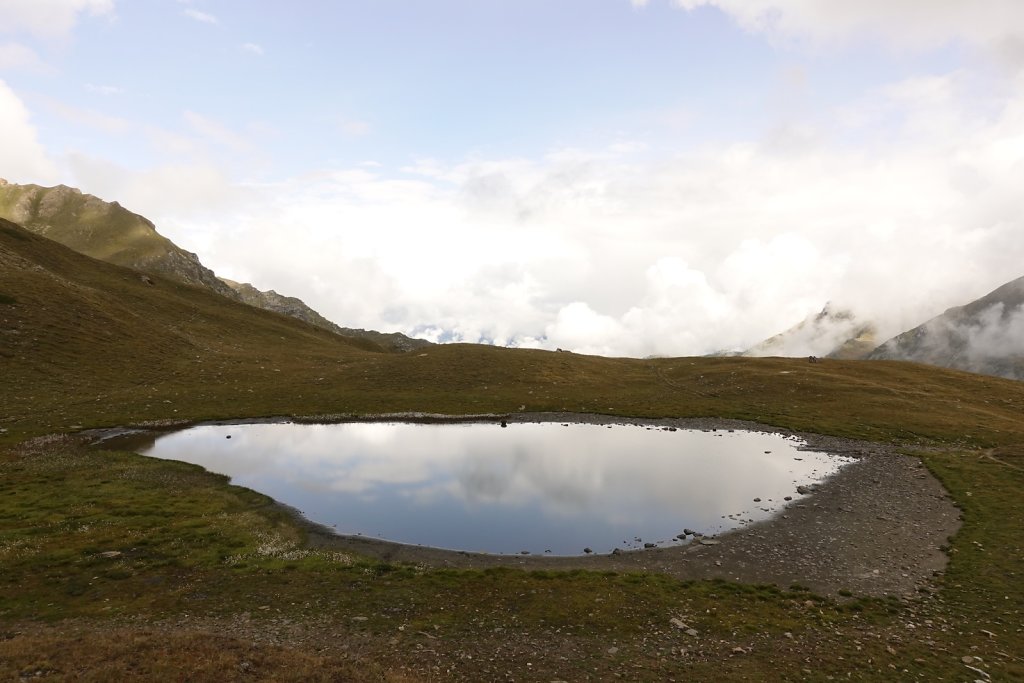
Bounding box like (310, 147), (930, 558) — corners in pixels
(99, 420), (854, 556)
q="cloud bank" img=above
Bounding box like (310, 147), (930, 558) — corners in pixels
(4, 0), (1023, 359)
(660, 0), (1024, 56)
(0, 0), (114, 40)
(125, 66), (1024, 358)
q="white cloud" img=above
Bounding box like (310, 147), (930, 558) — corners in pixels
(132, 66), (1021, 358)
(241, 42), (264, 55)
(669, 0), (1024, 55)
(183, 8), (217, 24)
(337, 117), (371, 137)
(85, 83), (124, 95)
(0, 42), (49, 72)
(183, 110), (252, 153)
(0, 0), (114, 40)
(66, 153), (246, 223)
(38, 96), (130, 134)
(0, 80), (58, 183)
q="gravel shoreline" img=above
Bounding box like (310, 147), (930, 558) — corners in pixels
(293, 413), (961, 598)
(87, 412), (962, 598)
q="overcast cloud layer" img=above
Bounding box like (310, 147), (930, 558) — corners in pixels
(2, 1), (1023, 357)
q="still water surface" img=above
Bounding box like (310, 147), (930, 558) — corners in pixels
(136, 421), (851, 556)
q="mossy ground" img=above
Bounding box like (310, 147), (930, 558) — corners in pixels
(1, 220), (1023, 679)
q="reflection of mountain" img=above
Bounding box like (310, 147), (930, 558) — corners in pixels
(870, 276), (1024, 380)
(744, 304), (877, 359)
(0, 178), (428, 352)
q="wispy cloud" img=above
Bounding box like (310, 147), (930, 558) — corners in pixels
(337, 117), (371, 137)
(241, 42), (264, 55)
(183, 110), (252, 153)
(0, 0), (114, 40)
(183, 8), (217, 25)
(85, 83), (124, 95)
(668, 0), (1024, 56)
(0, 42), (49, 72)
(38, 96), (131, 134)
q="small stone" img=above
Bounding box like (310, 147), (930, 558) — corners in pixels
(961, 656), (974, 664)
(607, 646), (619, 655)
(583, 547), (593, 554)
(352, 616), (368, 622)
(753, 498), (761, 503)
(98, 551), (122, 559)
(784, 496), (792, 501)
(732, 646), (747, 655)
(685, 628), (699, 637)
(520, 550), (530, 555)
(669, 617), (687, 630)
(644, 542), (657, 549)
(699, 539), (720, 546)
(611, 548), (622, 555)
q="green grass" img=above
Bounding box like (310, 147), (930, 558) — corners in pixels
(2, 218), (1024, 679)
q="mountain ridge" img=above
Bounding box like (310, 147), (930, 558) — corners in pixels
(870, 276), (1024, 380)
(0, 179), (428, 352)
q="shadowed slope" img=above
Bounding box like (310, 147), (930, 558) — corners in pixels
(871, 276), (1024, 380)
(0, 180), (429, 352)
(0, 218), (385, 432)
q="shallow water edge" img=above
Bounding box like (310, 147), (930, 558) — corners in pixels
(86, 411), (961, 596)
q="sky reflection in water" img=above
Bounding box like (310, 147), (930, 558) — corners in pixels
(139, 422), (851, 555)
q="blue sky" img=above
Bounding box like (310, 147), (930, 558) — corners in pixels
(3, 1), (1024, 356)
(7, 1), (966, 173)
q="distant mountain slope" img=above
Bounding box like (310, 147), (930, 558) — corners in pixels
(870, 276), (1024, 380)
(0, 179), (428, 352)
(744, 304), (877, 360)
(220, 279), (431, 352)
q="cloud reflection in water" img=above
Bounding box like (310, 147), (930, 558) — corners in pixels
(141, 422), (851, 555)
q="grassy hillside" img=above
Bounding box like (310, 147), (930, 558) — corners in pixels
(2, 219), (1023, 680)
(0, 182), (237, 298)
(0, 180), (429, 353)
